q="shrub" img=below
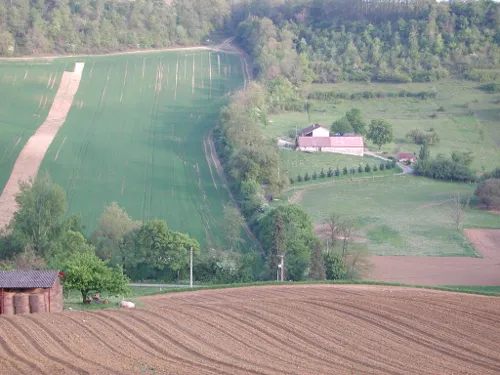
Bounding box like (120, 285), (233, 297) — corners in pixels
(289, 177), (294, 184)
(380, 163), (385, 171)
(335, 167), (340, 177)
(327, 167), (333, 177)
(358, 165), (363, 173)
(406, 128), (440, 145)
(320, 168), (326, 178)
(430, 113), (438, 118)
(304, 172), (310, 181)
(413, 157), (475, 182)
(297, 174), (302, 182)
(391, 160), (397, 168)
(365, 164), (371, 172)
(312, 171), (317, 180)
(475, 179), (500, 209)
(385, 161), (392, 170)
(350, 168), (356, 175)
(437, 106), (445, 112)
(342, 166), (348, 175)
(479, 82), (500, 93)
(373, 164), (378, 172)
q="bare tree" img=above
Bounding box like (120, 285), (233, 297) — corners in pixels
(449, 192), (470, 231)
(338, 221), (353, 262)
(324, 213), (340, 249)
(13, 245), (47, 270)
(344, 245), (373, 280)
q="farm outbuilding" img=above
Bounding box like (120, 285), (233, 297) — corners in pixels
(0, 270), (63, 316)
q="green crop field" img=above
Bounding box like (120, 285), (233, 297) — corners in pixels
(0, 60), (68, 190)
(268, 79), (500, 171)
(287, 175), (500, 257)
(0, 50), (247, 249)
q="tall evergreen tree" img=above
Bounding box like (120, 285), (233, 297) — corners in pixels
(419, 141), (430, 161)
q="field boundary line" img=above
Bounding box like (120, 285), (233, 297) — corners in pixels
(206, 129), (262, 251)
(0, 62), (85, 229)
(0, 46), (212, 61)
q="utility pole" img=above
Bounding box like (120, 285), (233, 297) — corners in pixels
(190, 246), (193, 288)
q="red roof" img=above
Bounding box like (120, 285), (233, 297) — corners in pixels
(397, 152), (416, 160)
(298, 136), (364, 148)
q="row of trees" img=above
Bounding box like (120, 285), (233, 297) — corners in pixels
(292, 161), (397, 183)
(0, 173), (259, 299)
(309, 89), (437, 101)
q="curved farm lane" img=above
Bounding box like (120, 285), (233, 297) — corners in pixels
(1, 285), (500, 374)
(369, 229), (500, 285)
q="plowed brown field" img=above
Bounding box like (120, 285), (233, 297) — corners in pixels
(1, 285), (500, 375)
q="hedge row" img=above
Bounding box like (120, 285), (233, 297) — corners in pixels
(309, 90), (437, 101)
(291, 161), (397, 184)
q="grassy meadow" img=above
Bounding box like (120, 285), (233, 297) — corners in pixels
(281, 149), (393, 179)
(0, 60), (68, 189)
(0, 50), (247, 249)
(269, 79), (500, 171)
(288, 175), (500, 257)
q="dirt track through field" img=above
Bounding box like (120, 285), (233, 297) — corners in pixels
(1, 285), (500, 374)
(0, 63), (84, 229)
(370, 229), (500, 285)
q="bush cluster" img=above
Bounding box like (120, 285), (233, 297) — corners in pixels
(478, 82), (500, 93)
(466, 70), (500, 82)
(291, 161), (397, 184)
(406, 129), (440, 145)
(309, 90), (437, 101)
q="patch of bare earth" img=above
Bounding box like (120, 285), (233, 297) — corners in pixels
(0, 63), (84, 229)
(370, 229), (500, 285)
(1, 285), (500, 374)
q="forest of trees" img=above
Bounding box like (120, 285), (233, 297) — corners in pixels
(0, 0), (231, 55)
(234, 0), (500, 83)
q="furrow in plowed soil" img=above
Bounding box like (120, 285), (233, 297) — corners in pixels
(3, 285), (500, 375)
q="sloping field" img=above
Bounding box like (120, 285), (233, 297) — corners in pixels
(0, 61), (67, 194)
(1, 285), (500, 374)
(0, 48), (246, 247)
(291, 175), (500, 256)
(0, 63), (84, 229)
(40, 51), (245, 246)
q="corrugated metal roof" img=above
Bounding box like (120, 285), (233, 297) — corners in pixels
(298, 136), (364, 148)
(0, 270), (59, 288)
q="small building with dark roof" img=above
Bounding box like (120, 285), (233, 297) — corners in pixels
(0, 270), (63, 315)
(299, 124), (330, 137)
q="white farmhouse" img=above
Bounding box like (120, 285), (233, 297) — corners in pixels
(296, 124), (364, 156)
